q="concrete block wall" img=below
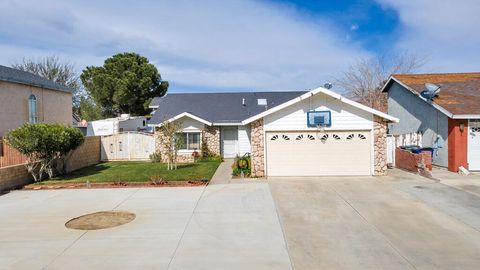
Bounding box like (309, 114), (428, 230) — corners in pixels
(0, 164), (33, 192)
(1, 136), (102, 192)
(65, 136), (101, 173)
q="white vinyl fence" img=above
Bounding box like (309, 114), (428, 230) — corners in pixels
(101, 132), (155, 161)
(386, 132), (423, 166)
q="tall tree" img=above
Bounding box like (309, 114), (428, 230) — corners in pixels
(12, 56), (83, 112)
(81, 52), (168, 117)
(335, 53), (425, 111)
(78, 96), (102, 121)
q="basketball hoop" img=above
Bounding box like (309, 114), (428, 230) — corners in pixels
(316, 123), (326, 133)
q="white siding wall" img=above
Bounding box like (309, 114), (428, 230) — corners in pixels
(264, 93), (373, 131)
(178, 116), (204, 131)
(238, 125), (251, 155)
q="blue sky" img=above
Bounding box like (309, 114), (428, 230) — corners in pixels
(0, 0), (479, 93)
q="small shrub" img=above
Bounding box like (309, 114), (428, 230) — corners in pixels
(201, 141), (217, 158)
(150, 174), (166, 185)
(199, 155), (223, 162)
(149, 152), (162, 163)
(5, 123), (84, 181)
(232, 153), (251, 177)
(192, 150), (200, 162)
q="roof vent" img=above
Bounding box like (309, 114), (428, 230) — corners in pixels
(420, 83), (441, 101)
(257, 99), (267, 106)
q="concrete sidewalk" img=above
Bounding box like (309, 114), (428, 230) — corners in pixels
(0, 183), (291, 269)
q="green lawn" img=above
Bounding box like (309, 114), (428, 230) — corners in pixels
(36, 160), (221, 185)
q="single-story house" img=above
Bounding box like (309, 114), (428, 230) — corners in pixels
(149, 87), (398, 177)
(382, 72), (480, 172)
(86, 114), (147, 136)
(0, 65), (72, 137)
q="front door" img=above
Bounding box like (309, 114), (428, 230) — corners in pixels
(221, 127), (238, 158)
(468, 120), (480, 170)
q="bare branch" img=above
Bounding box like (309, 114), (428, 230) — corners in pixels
(335, 52), (426, 111)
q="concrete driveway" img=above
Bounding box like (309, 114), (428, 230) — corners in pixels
(0, 184), (291, 270)
(269, 170), (480, 270)
(2, 168), (480, 270)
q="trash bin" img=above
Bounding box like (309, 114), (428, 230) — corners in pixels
(400, 145), (421, 153)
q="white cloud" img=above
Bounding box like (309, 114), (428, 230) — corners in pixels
(0, 0), (370, 91)
(375, 0), (480, 72)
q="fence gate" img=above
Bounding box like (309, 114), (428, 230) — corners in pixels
(101, 132), (155, 161)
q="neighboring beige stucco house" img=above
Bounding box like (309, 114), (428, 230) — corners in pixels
(0, 65), (72, 137)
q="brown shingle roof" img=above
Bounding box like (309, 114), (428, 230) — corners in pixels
(390, 72), (480, 115)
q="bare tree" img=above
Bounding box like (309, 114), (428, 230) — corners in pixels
(335, 53), (425, 111)
(12, 55), (84, 113)
(157, 120), (185, 170)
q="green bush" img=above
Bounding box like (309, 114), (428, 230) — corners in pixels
(199, 141), (222, 162)
(5, 123), (84, 181)
(231, 153), (251, 177)
(149, 152), (162, 163)
(199, 155), (223, 162)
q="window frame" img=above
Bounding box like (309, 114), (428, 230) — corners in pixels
(176, 132), (201, 151)
(28, 94), (38, 123)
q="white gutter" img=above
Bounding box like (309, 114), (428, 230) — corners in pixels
(452, 114), (480, 119)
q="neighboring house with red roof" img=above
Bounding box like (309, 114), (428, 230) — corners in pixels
(382, 72), (480, 172)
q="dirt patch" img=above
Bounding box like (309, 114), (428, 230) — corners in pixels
(65, 211), (136, 230)
(23, 180), (208, 190)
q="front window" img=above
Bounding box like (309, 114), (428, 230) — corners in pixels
(176, 132), (200, 150)
(28, 94), (37, 123)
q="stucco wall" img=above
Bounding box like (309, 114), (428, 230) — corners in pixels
(387, 82), (449, 167)
(0, 81), (72, 137)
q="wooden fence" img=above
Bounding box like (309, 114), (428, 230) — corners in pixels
(0, 138), (27, 168)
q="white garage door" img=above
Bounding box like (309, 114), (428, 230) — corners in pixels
(266, 131), (372, 176)
(468, 120), (480, 171)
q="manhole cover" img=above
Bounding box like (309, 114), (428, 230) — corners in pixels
(65, 211), (135, 230)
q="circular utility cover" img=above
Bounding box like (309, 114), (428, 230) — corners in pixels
(65, 211), (135, 230)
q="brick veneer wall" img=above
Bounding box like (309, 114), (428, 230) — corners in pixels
(395, 147), (432, 175)
(374, 116), (388, 176)
(250, 119), (265, 177)
(203, 126), (220, 155)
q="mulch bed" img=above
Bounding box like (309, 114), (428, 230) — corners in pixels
(23, 180), (209, 190)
